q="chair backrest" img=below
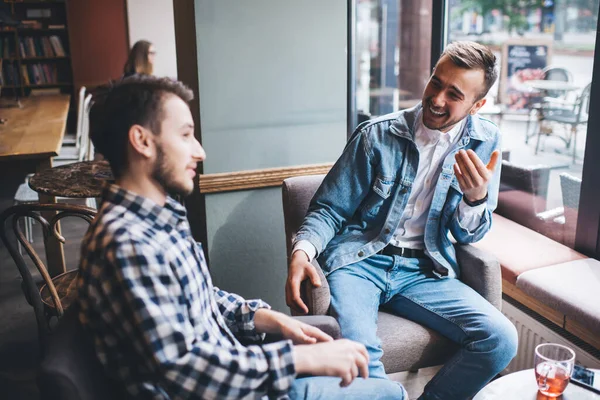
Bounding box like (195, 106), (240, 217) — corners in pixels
(542, 66), (573, 98)
(496, 161), (551, 230)
(75, 86), (87, 145)
(560, 173), (582, 248)
(38, 306), (126, 400)
(281, 175), (325, 256)
(78, 94), (94, 162)
(499, 160), (551, 200)
(0, 203), (96, 351)
(560, 173), (582, 211)
(575, 83), (592, 123)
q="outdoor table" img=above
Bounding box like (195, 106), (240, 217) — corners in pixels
(525, 80), (580, 93)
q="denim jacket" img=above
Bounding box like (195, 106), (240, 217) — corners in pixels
(294, 103), (501, 279)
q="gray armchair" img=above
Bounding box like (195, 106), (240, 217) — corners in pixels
(282, 175), (503, 374)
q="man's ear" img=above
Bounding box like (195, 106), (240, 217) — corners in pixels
(469, 97), (487, 115)
(128, 124), (155, 159)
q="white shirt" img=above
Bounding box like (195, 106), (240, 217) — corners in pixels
(294, 112), (486, 261)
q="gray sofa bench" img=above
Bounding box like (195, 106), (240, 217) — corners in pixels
(516, 258), (600, 338)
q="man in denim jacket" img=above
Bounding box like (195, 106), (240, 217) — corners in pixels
(286, 42), (518, 400)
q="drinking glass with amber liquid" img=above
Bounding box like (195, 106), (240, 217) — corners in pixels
(534, 343), (576, 397)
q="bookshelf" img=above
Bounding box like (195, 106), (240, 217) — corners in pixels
(0, 0), (73, 97)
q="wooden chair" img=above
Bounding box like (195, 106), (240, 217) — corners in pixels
(0, 203), (96, 354)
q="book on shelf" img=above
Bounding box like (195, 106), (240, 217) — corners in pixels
(3, 63), (20, 86)
(21, 20), (43, 30)
(20, 65), (29, 85)
(30, 88), (60, 96)
(19, 36), (59, 58)
(3, 37), (13, 58)
(0, 1), (72, 95)
(49, 35), (64, 57)
(23, 63), (58, 85)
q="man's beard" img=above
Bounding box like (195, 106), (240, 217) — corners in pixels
(422, 99), (471, 132)
(151, 144), (193, 197)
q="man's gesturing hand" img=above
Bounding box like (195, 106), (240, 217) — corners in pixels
(294, 339), (370, 387)
(453, 149), (500, 203)
(286, 251), (321, 314)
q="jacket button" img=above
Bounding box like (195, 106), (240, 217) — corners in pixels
(384, 228), (391, 234)
(358, 251), (364, 257)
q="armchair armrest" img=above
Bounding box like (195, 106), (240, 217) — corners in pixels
(537, 206), (564, 222)
(535, 207), (566, 244)
(296, 258), (331, 316)
(456, 244), (502, 310)
(264, 315), (341, 343)
(293, 315), (341, 339)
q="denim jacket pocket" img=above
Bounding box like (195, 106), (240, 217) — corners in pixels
(361, 176), (395, 217)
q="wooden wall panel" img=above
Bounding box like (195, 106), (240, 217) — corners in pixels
(66, 0), (129, 91)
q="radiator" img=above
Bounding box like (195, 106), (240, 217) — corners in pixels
(501, 300), (600, 374)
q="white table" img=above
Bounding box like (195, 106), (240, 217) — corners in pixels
(525, 80), (580, 93)
(474, 368), (600, 400)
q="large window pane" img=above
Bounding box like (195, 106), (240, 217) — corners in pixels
(355, 0), (433, 121)
(447, 0), (598, 249)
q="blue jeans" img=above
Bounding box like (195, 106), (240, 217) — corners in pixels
(328, 254), (518, 400)
(289, 376), (407, 399)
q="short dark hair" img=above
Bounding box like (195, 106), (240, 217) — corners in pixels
(90, 75), (194, 178)
(440, 41), (498, 100)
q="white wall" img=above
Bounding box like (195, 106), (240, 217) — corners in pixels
(195, 0), (347, 312)
(126, 0), (177, 78)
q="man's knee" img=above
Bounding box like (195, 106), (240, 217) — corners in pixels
(474, 313), (518, 366)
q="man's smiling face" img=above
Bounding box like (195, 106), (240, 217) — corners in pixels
(421, 55), (487, 132)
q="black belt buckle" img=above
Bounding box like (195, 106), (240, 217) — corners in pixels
(379, 245), (423, 259)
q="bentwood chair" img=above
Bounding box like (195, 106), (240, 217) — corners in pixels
(0, 203), (96, 354)
(282, 175), (503, 374)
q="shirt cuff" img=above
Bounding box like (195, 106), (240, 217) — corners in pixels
(292, 240), (317, 262)
(457, 199), (487, 231)
(239, 299), (272, 342)
(261, 340), (296, 397)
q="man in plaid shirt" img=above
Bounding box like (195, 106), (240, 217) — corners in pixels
(77, 76), (406, 399)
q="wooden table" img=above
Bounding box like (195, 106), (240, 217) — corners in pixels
(0, 94), (71, 276)
(474, 369), (600, 400)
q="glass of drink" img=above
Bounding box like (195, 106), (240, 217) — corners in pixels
(534, 343), (576, 397)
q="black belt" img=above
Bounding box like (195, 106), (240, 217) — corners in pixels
(378, 245), (426, 259)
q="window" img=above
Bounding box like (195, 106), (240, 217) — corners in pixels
(446, 0), (599, 250)
(354, 0), (433, 121)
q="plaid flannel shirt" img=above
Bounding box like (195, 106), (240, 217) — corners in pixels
(77, 185), (296, 399)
